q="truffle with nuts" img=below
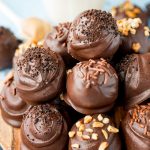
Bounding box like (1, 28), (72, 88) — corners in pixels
(68, 114), (121, 150)
(111, 1), (148, 25)
(116, 18), (150, 56)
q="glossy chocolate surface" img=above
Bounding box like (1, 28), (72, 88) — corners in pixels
(122, 104), (150, 150)
(69, 114), (121, 150)
(20, 104), (68, 150)
(14, 46), (65, 105)
(0, 73), (30, 128)
(64, 59), (118, 114)
(118, 53), (150, 108)
(117, 18), (150, 55)
(67, 9), (120, 61)
(44, 22), (77, 68)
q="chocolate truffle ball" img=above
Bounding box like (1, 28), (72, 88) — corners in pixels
(0, 72), (30, 127)
(67, 9), (120, 61)
(0, 27), (19, 69)
(64, 58), (118, 114)
(111, 1), (148, 25)
(14, 46), (65, 105)
(122, 104), (150, 150)
(44, 22), (77, 68)
(117, 53), (150, 109)
(69, 114), (121, 150)
(117, 18), (150, 55)
(20, 104), (68, 150)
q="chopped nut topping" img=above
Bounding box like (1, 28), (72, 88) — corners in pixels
(102, 129), (108, 140)
(132, 43), (141, 52)
(98, 114), (103, 121)
(91, 133), (98, 140)
(68, 131), (75, 138)
(79, 124), (85, 132)
(72, 144), (80, 148)
(67, 69), (72, 75)
(84, 115), (93, 124)
(82, 135), (90, 140)
(60, 93), (64, 101)
(76, 121), (82, 128)
(77, 131), (83, 137)
(107, 125), (119, 133)
(93, 122), (104, 128)
(117, 18), (142, 36)
(98, 142), (109, 150)
(144, 26), (150, 36)
(85, 128), (94, 133)
(102, 118), (110, 124)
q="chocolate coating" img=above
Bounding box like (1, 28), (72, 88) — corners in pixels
(14, 46), (65, 105)
(0, 74), (30, 128)
(44, 22), (77, 68)
(64, 59), (118, 114)
(118, 53), (150, 109)
(0, 27), (19, 69)
(67, 9), (120, 61)
(69, 114), (121, 150)
(20, 104), (68, 150)
(122, 104), (150, 150)
(117, 18), (150, 55)
(111, 1), (148, 25)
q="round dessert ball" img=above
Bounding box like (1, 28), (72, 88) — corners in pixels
(20, 104), (68, 150)
(0, 72), (30, 128)
(44, 22), (77, 68)
(116, 18), (150, 55)
(68, 114), (121, 150)
(111, 1), (148, 25)
(67, 9), (120, 61)
(122, 104), (150, 150)
(14, 46), (65, 105)
(117, 53), (150, 109)
(0, 26), (19, 69)
(64, 58), (118, 114)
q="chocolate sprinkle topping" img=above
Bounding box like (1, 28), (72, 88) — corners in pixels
(17, 47), (59, 80)
(71, 9), (118, 44)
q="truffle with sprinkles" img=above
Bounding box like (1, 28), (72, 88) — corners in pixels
(122, 104), (150, 150)
(63, 58), (118, 114)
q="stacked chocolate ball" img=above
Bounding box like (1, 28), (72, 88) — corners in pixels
(0, 1), (150, 150)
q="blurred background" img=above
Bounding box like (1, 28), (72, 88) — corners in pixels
(0, 0), (150, 38)
(0, 0), (150, 81)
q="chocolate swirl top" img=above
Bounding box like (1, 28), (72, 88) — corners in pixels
(64, 59), (118, 114)
(67, 9), (120, 61)
(44, 22), (77, 68)
(118, 53), (150, 108)
(21, 104), (68, 150)
(0, 73), (30, 128)
(122, 104), (150, 150)
(69, 114), (121, 150)
(14, 46), (65, 105)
